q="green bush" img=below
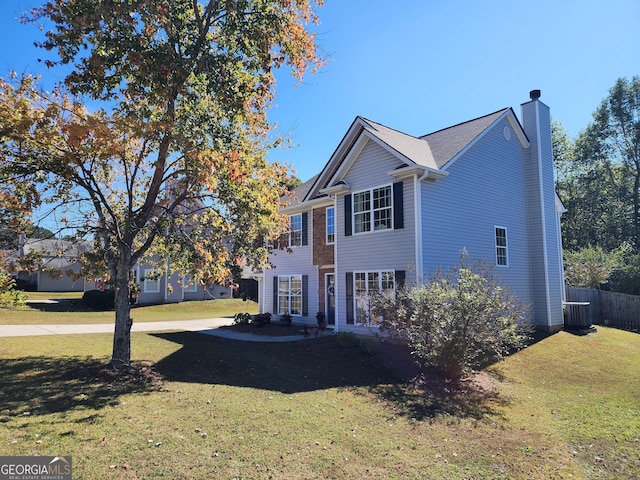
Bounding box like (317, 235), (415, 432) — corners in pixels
(336, 332), (378, 355)
(233, 312), (252, 325)
(337, 332), (358, 349)
(373, 254), (532, 379)
(563, 245), (626, 289)
(0, 273), (27, 307)
(82, 289), (115, 310)
(610, 250), (640, 295)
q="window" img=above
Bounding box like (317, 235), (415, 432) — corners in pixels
(278, 275), (302, 315)
(354, 270), (395, 324)
(143, 269), (160, 293)
(495, 227), (508, 266)
(353, 185), (392, 234)
(182, 274), (197, 292)
(289, 214), (302, 247)
(326, 206), (335, 244)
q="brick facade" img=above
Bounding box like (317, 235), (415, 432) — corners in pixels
(313, 207), (334, 316)
(312, 207), (334, 266)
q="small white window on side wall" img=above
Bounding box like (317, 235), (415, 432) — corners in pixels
(495, 227), (508, 266)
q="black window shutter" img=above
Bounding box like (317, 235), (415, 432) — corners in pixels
(393, 182), (404, 230)
(302, 275), (308, 315)
(346, 272), (354, 324)
(301, 212), (308, 246)
(272, 276), (278, 314)
(395, 270), (406, 289)
(344, 195), (352, 237)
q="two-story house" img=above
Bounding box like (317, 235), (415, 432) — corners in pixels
(257, 90), (566, 333)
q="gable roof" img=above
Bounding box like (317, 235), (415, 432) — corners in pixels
(420, 108), (511, 169)
(358, 117), (438, 169)
(302, 107), (527, 203)
(22, 238), (92, 257)
(282, 174), (319, 208)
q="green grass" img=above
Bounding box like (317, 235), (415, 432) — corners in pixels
(0, 298), (258, 324)
(26, 291), (85, 301)
(0, 325), (638, 478)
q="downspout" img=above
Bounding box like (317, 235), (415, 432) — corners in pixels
(333, 193), (339, 333)
(556, 209), (566, 302)
(261, 272), (266, 314)
(414, 171), (428, 282)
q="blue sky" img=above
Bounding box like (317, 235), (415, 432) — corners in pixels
(1, 0), (638, 183)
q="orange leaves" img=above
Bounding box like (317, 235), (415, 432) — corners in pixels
(61, 122), (91, 149)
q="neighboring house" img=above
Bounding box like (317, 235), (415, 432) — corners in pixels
(12, 237), (232, 300)
(13, 238), (92, 292)
(258, 90), (566, 333)
(127, 263), (232, 305)
(82, 256), (233, 304)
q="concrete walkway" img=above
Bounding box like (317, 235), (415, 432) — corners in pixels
(0, 318), (331, 342)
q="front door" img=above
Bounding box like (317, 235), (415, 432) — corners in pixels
(326, 273), (335, 325)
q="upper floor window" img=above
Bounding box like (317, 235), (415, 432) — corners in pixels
(353, 185), (392, 234)
(289, 214), (302, 247)
(326, 206), (335, 244)
(495, 226), (508, 266)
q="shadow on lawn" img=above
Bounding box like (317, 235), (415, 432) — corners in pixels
(152, 331), (505, 420)
(0, 356), (161, 419)
(25, 299), (91, 313)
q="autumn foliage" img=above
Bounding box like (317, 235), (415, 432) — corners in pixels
(0, 0), (324, 366)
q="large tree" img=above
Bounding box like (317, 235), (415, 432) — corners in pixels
(573, 76), (640, 249)
(0, 0), (323, 367)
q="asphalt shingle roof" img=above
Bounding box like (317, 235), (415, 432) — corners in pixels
(296, 108), (514, 203)
(420, 108), (509, 168)
(358, 117), (438, 169)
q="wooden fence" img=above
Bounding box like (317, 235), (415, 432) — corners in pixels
(565, 286), (640, 332)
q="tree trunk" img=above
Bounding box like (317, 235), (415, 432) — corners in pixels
(110, 255), (133, 368)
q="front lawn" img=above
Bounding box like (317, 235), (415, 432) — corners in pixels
(0, 298), (258, 324)
(0, 326), (638, 478)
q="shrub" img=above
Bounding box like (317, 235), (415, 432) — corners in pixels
(337, 332), (358, 349)
(564, 245), (627, 289)
(373, 254), (532, 379)
(336, 332), (377, 354)
(82, 289), (115, 310)
(251, 312), (272, 326)
(610, 250), (640, 295)
(0, 273), (27, 307)
(233, 312), (252, 325)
